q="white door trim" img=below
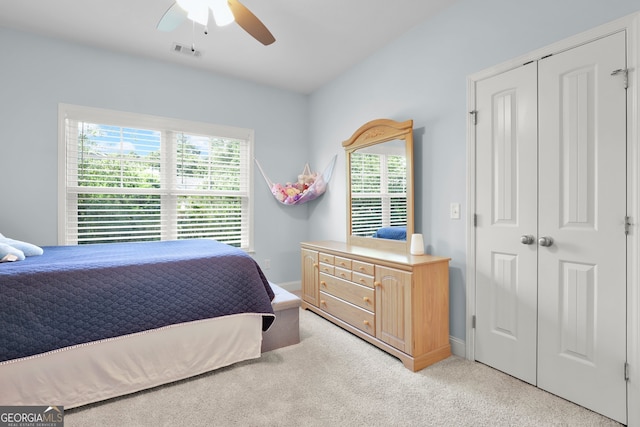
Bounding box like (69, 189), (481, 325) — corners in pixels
(466, 11), (640, 426)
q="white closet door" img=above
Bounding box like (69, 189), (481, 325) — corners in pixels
(475, 62), (538, 385)
(537, 31), (627, 423)
(475, 31), (627, 423)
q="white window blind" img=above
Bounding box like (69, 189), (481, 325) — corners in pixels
(60, 104), (253, 249)
(350, 151), (407, 237)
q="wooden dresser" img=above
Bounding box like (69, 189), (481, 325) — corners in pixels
(300, 240), (451, 371)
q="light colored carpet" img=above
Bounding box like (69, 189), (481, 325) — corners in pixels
(65, 309), (621, 426)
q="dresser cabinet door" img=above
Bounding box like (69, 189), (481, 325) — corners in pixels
(375, 265), (412, 353)
(301, 248), (319, 306)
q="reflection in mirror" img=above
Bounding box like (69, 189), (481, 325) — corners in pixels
(350, 140), (407, 240)
(343, 119), (414, 253)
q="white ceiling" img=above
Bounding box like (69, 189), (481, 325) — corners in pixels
(0, 0), (459, 94)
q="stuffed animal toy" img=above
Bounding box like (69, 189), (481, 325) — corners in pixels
(297, 170), (316, 190)
(284, 186), (302, 204)
(256, 155), (335, 206)
(270, 183), (287, 202)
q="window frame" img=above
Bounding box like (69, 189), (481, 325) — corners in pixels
(58, 103), (255, 250)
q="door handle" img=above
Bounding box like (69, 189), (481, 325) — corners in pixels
(520, 235), (535, 245)
(538, 236), (554, 247)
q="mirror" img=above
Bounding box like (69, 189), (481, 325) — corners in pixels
(343, 119), (414, 253)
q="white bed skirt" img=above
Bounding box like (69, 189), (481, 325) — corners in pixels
(0, 313), (264, 409)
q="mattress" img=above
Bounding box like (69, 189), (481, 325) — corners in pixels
(0, 239), (275, 363)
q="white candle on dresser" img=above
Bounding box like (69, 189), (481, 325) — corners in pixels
(410, 233), (425, 255)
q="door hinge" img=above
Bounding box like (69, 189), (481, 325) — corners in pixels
(611, 68), (629, 89)
(472, 315), (476, 329)
(474, 214), (478, 227)
(469, 110), (478, 125)
(625, 216), (632, 235)
(625, 362), (630, 382)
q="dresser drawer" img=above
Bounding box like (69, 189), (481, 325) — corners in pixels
(319, 273), (374, 311)
(334, 256), (352, 270)
(334, 266), (352, 281)
(319, 263), (335, 275)
(319, 253), (335, 265)
(319, 291), (374, 335)
(352, 271), (374, 288)
(352, 260), (374, 276)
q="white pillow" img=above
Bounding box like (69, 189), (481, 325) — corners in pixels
(0, 242), (25, 262)
(0, 233), (44, 258)
(2, 237), (44, 257)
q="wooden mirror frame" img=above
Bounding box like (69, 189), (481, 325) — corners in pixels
(342, 118), (414, 253)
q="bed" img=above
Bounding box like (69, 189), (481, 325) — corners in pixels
(0, 239), (277, 408)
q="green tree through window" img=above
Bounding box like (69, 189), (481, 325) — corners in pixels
(61, 105), (253, 249)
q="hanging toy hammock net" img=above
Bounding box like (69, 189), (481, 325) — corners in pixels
(255, 155), (337, 205)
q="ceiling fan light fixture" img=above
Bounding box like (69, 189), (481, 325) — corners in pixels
(176, 0), (209, 26)
(159, 0), (273, 45)
(209, 0), (235, 27)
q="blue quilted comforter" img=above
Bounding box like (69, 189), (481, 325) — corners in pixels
(0, 239), (275, 363)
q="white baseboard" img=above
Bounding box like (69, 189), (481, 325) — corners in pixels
(273, 280), (301, 293)
(450, 336), (466, 358)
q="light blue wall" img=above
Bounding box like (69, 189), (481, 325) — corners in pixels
(308, 0), (640, 342)
(1, 0), (639, 345)
(0, 27), (309, 284)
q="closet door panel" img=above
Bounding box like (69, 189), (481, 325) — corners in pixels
(474, 62), (538, 385)
(537, 31), (627, 423)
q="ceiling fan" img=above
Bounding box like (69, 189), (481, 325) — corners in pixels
(157, 0), (276, 46)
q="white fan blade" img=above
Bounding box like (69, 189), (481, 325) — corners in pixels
(157, 3), (188, 32)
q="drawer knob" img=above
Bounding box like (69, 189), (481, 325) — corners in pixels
(359, 267), (366, 271)
(374, 281), (381, 288)
(363, 297), (370, 303)
(363, 320), (370, 326)
(320, 300), (326, 306)
(320, 281), (326, 287)
(359, 278), (366, 283)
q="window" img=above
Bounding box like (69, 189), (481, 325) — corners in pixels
(59, 104), (254, 249)
(350, 151), (407, 237)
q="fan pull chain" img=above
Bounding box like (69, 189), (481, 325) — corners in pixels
(191, 20), (196, 52)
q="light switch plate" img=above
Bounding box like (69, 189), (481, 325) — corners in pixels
(450, 203), (461, 220)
